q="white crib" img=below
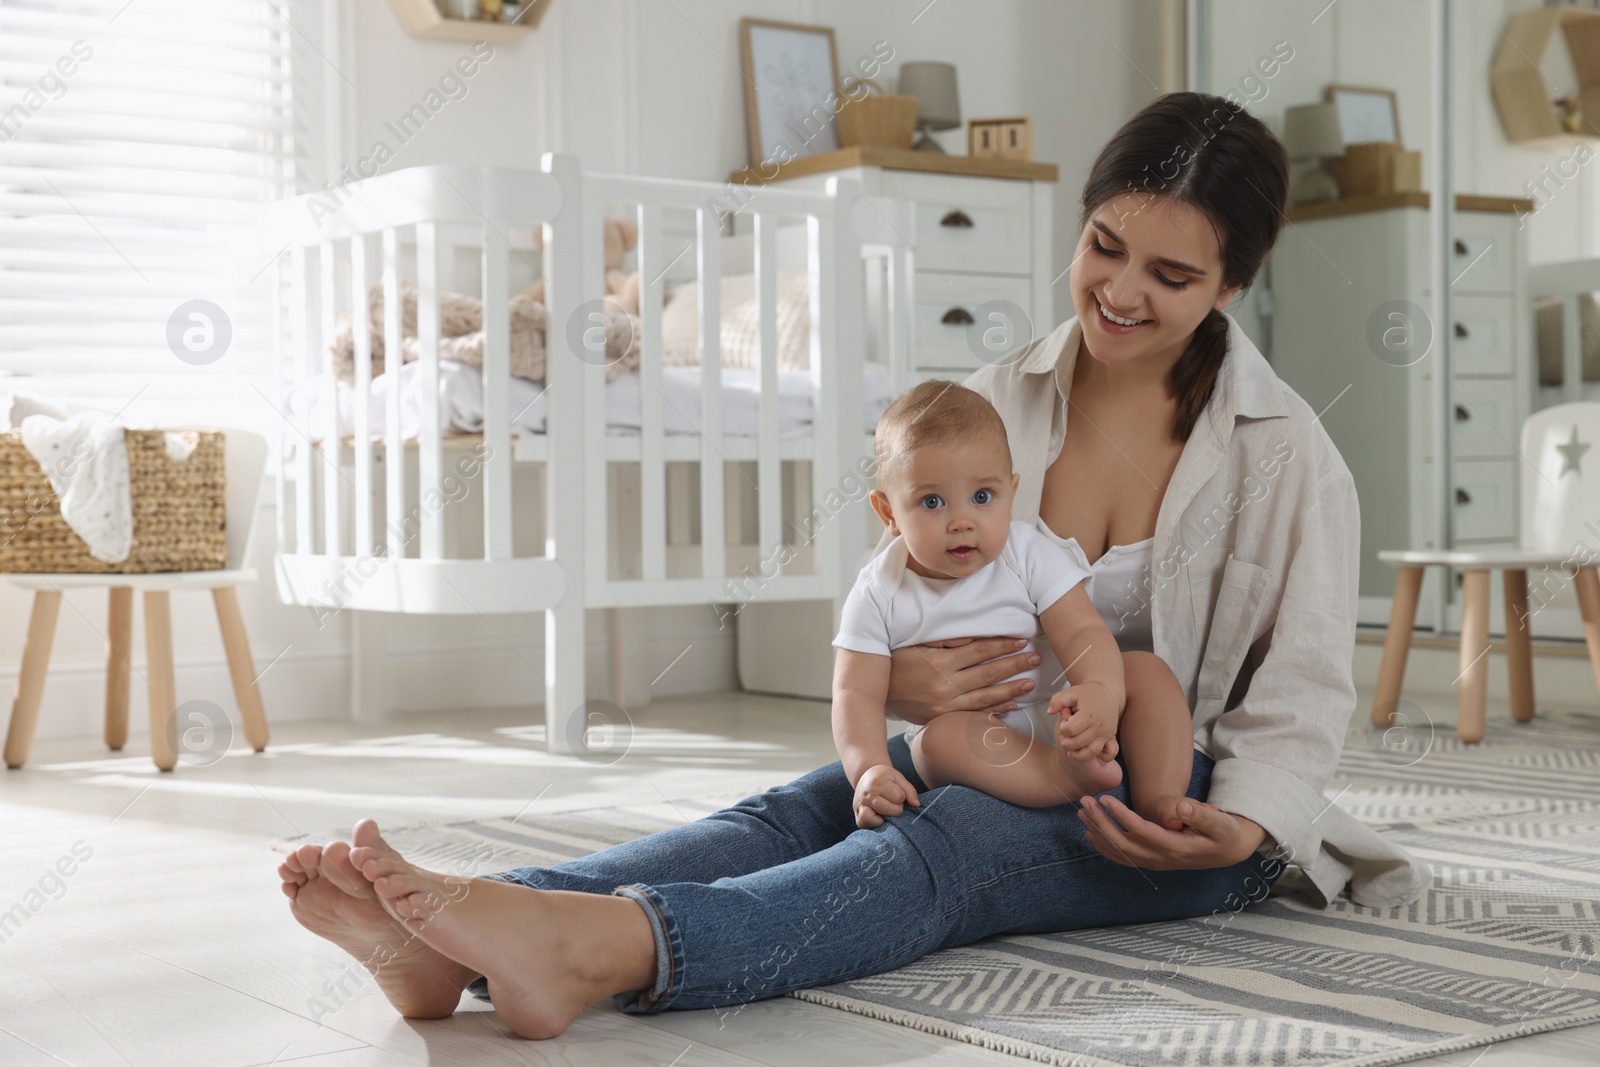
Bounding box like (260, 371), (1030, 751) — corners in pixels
(264, 155), (914, 753)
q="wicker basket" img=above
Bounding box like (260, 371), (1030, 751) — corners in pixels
(0, 429), (226, 573)
(835, 77), (918, 150)
(1331, 141), (1400, 198)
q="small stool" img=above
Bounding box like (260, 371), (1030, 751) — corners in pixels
(2, 427), (272, 771)
(1374, 550), (1600, 743)
(3, 581), (271, 771)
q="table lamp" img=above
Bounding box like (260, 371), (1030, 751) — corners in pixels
(1282, 102), (1344, 204)
(897, 62), (960, 152)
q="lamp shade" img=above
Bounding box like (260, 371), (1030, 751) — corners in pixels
(898, 62), (960, 130)
(1283, 102), (1344, 159)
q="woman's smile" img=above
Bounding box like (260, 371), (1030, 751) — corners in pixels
(1093, 293), (1151, 334)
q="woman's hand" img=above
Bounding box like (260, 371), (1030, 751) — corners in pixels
(885, 637), (1042, 726)
(1076, 795), (1268, 870)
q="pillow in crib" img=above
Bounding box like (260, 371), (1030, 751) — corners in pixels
(659, 266), (811, 371)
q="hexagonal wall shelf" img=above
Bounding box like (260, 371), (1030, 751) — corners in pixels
(1491, 5), (1600, 147)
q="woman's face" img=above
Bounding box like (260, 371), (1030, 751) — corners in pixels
(1069, 193), (1240, 371)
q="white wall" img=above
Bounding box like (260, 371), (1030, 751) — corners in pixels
(8, 0), (1164, 743)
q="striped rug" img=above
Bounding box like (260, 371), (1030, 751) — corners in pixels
(276, 704), (1600, 1066)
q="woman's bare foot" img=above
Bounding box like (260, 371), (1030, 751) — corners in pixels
(349, 818), (657, 1040)
(279, 838), (477, 1018)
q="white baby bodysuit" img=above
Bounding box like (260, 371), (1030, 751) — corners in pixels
(833, 517), (1093, 745)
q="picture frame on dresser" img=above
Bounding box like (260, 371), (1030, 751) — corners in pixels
(738, 18), (842, 169)
(1324, 83), (1401, 144)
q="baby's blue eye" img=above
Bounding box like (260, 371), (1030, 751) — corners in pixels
(973, 488), (993, 505)
(920, 494), (944, 510)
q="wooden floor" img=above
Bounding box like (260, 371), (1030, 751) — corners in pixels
(2, 689), (1597, 1066)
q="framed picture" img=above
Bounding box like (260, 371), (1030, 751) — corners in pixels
(739, 18), (841, 169)
(1324, 83), (1400, 145)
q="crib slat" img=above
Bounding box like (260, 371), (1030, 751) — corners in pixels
(808, 202), (847, 594)
(886, 243), (914, 396)
(482, 225), (513, 560)
(754, 212), (782, 577)
(271, 254), (288, 553)
(543, 152), (588, 754)
(582, 193), (609, 596)
(818, 181), (868, 596)
(383, 228), (406, 560)
(291, 244), (313, 555)
(696, 205), (726, 582)
(417, 222), (445, 560)
(320, 241), (342, 558)
(638, 203), (667, 583)
(350, 234), (375, 556)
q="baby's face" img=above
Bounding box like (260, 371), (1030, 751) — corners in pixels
(877, 434), (1017, 580)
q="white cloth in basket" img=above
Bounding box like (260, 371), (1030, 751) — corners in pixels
(20, 411), (133, 564)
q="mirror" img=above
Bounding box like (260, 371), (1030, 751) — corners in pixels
(1193, 0), (1593, 646)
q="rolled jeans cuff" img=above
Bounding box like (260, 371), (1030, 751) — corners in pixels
(611, 883), (678, 1012)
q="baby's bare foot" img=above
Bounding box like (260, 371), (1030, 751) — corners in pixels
(350, 818), (654, 1040)
(1055, 747), (1124, 798)
(1138, 792), (1214, 831)
(279, 837), (476, 1019)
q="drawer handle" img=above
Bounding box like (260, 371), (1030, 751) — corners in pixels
(1454, 403), (1470, 422)
(941, 307), (975, 326)
(1455, 487), (1472, 506)
(940, 209), (975, 228)
(1454, 239), (1469, 256)
(1454, 322), (1469, 339)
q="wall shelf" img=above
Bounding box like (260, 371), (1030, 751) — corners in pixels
(386, 0), (552, 41)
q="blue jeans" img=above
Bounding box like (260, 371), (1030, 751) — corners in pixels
(490, 732), (1284, 1013)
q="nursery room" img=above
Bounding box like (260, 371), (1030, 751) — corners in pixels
(5, 0), (1600, 1063)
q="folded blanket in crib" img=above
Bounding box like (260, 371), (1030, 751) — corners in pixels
(324, 282), (642, 387)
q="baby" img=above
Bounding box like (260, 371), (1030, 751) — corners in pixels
(832, 380), (1195, 830)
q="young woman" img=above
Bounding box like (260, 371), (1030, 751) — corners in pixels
(279, 91), (1431, 1040)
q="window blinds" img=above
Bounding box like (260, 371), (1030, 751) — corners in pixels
(0, 0), (297, 383)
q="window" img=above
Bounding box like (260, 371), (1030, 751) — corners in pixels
(0, 0), (298, 404)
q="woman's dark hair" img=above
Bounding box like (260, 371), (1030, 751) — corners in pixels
(1079, 91), (1289, 441)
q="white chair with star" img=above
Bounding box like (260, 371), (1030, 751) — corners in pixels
(1373, 401), (1600, 743)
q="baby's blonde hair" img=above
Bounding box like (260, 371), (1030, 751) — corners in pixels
(873, 380), (1012, 493)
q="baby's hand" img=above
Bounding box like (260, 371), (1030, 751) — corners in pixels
(852, 764), (921, 829)
(1048, 684), (1122, 762)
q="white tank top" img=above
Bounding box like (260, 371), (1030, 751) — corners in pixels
(1036, 521), (1155, 653)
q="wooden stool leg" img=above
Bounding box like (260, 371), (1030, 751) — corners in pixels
(1503, 569), (1535, 724)
(1373, 566), (1425, 726)
(144, 591), (177, 772)
(213, 587), (269, 752)
(4, 591), (62, 769)
(1573, 567), (1600, 699)
(1458, 570), (1491, 744)
(105, 587), (134, 751)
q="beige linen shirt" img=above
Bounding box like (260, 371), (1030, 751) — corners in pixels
(876, 311), (1431, 910)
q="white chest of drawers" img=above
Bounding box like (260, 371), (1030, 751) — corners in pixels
(1266, 193), (1534, 630)
(731, 148), (1058, 380)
